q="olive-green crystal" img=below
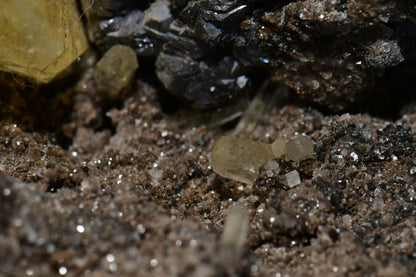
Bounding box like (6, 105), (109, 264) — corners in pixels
(211, 136), (275, 185)
(285, 136), (314, 162)
(0, 0), (88, 83)
(211, 135), (314, 184)
(94, 45), (139, 98)
(271, 138), (289, 158)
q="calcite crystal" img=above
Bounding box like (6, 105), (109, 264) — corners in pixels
(285, 170), (301, 188)
(0, 0), (88, 83)
(271, 138), (289, 158)
(94, 45), (139, 98)
(285, 136), (315, 162)
(212, 136), (314, 184)
(218, 205), (249, 267)
(211, 136), (275, 185)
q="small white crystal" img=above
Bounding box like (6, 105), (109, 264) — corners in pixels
(285, 170), (301, 188)
(219, 205), (249, 266)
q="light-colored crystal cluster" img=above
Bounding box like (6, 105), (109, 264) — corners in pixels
(211, 135), (314, 184)
(0, 0), (88, 83)
(211, 136), (275, 185)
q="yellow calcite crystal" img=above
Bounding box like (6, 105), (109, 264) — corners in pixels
(94, 45), (139, 98)
(285, 136), (314, 162)
(211, 135), (314, 184)
(271, 138), (289, 158)
(211, 136), (275, 185)
(0, 0), (88, 83)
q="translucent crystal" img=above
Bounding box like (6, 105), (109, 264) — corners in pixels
(285, 170), (301, 188)
(0, 0), (88, 83)
(219, 205), (249, 265)
(285, 136), (314, 162)
(211, 136), (274, 185)
(94, 45), (139, 98)
(271, 138), (289, 158)
(212, 135), (314, 184)
(264, 160), (280, 176)
(144, 0), (173, 32)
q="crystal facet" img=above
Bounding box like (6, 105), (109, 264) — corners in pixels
(94, 45), (139, 98)
(285, 136), (314, 162)
(0, 0), (88, 83)
(212, 135), (314, 184)
(211, 136), (274, 185)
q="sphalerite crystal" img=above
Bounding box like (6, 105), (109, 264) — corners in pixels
(0, 0), (88, 83)
(81, 0), (414, 111)
(211, 135), (314, 184)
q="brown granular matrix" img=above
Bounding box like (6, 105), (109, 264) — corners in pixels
(1, 77), (416, 275)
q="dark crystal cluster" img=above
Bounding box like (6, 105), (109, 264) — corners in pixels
(83, 0), (415, 111)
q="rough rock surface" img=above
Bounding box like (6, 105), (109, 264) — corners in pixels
(1, 0), (416, 276)
(1, 77), (416, 275)
(82, 0), (415, 111)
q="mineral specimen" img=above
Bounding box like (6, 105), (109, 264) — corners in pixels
(365, 40), (404, 69)
(285, 170), (301, 188)
(0, 0), (88, 83)
(2, 1), (416, 276)
(94, 45), (139, 98)
(82, 0), (415, 111)
(212, 135), (314, 184)
(211, 136), (274, 185)
(156, 54), (249, 109)
(218, 205), (249, 267)
(285, 136), (315, 162)
(271, 138), (289, 159)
